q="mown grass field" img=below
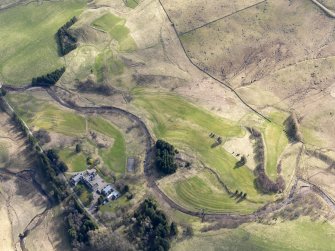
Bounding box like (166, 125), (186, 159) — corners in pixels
(59, 149), (87, 172)
(261, 112), (289, 181)
(133, 89), (274, 211)
(92, 13), (136, 51)
(161, 170), (262, 214)
(0, 0), (86, 85)
(88, 116), (126, 174)
(7, 93), (86, 136)
(172, 217), (335, 251)
(7, 93), (126, 174)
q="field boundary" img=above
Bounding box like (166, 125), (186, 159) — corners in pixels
(180, 0), (267, 35)
(158, 0), (271, 122)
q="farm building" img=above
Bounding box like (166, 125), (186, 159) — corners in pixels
(107, 190), (120, 201)
(70, 173), (83, 186)
(70, 169), (121, 202)
(101, 184), (114, 196)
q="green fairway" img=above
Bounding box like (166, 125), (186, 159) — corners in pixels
(59, 149), (87, 172)
(261, 112), (289, 181)
(30, 104), (86, 136)
(172, 217), (335, 251)
(162, 170), (262, 214)
(0, 0), (86, 85)
(88, 116), (126, 174)
(92, 13), (136, 51)
(133, 90), (273, 204)
(7, 93), (86, 136)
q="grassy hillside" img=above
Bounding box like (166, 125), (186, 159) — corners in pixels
(172, 217), (335, 251)
(161, 170), (263, 214)
(7, 93), (86, 136)
(59, 149), (87, 172)
(262, 112), (289, 181)
(94, 50), (124, 83)
(7, 93), (126, 174)
(88, 116), (126, 174)
(92, 13), (136, 52)
(0, 0), (86, 85)
(133, 90), (274, 206)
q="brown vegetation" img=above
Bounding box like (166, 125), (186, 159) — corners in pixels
(284, 112), (303, 143)
(76, 78), (116, 96)
(247, 127), (285, 194)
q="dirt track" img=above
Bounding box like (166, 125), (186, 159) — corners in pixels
(311, 0), (335, 17)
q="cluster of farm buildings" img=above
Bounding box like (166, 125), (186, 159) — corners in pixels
(70, 169), (120, 202)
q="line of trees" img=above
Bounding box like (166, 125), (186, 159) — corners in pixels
(284, 112), (303, 143)
(32, 67), (65, 87)
(33, 129), (51, 145)
(65, 199), (97, 250)
(10, 112), (69, 201)
(56, 16), (78, 56)
(155, 139), (178, 175)
(46, 149), (68, 173)
(88, 228), (134, 251)
(1, 96), (99, 251)
(37, 152), (69, 201)
(247, 127), (285, 194)
(128, 198), (177, 251)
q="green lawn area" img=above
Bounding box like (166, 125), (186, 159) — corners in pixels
(29, 104), (86, 136)
(123, 0), (139, 8)
(133, 90), (273, 204)
(88, 116), (126, 174)
(261, 112), (289, 181)
(172, 217), (335, 251)
(59, 149), (87, 172)
(162, 170), (263, 214)
(7, 93), (86, 136)
(0, 0), (86, 85)
(100, 196), (129, 213)
(92, 13), (136, 51)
